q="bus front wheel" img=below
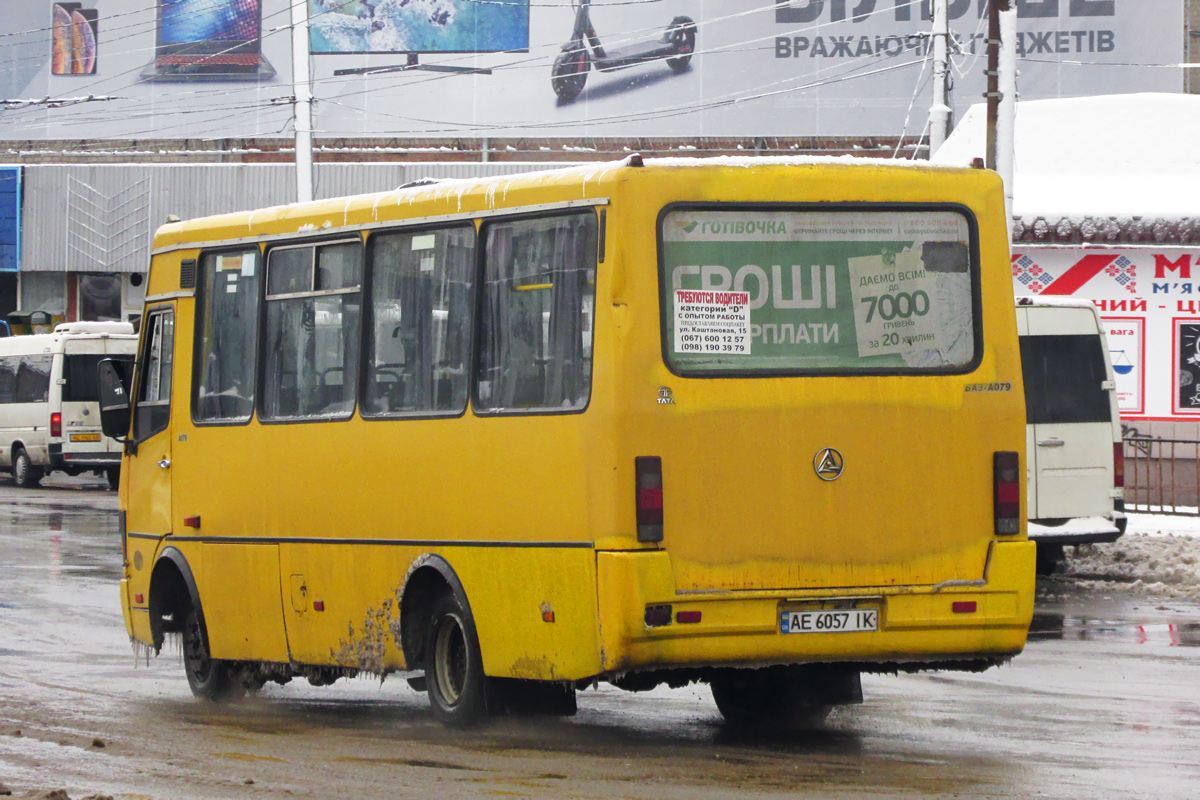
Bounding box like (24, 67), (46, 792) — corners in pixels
(182, 603), (238, 701)
(425, 593), (487, 726)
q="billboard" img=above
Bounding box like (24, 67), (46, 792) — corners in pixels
(0, 0), (1184, 140)
(0, 168), (19, 273)
(1012, 246), (1200, 421)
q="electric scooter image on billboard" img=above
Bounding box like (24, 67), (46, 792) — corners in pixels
(551, 0), (695, 102)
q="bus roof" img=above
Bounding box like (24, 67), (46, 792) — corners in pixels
(0, 329), (137, 356)
(150, 156), (986, 252)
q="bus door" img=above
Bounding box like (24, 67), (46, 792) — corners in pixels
(126, 306), (176, 537)
(1019, 322), (1116, 521)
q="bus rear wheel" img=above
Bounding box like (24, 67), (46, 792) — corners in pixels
(182, 603), (237, 701)
(12, 448), (42, 488)
(105, 466), (120, 491)
(710, 665), (859, 729)
(425, 593), (486, 726)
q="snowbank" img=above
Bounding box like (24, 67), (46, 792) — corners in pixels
(1050, 513), (1200, 600)
(932, 93), (1200, 218)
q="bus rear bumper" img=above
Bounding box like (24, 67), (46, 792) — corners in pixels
(596, 541), (1035, 676)
(49, 443), (121, 472)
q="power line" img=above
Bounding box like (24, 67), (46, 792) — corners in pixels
(1, 94), (119, 109)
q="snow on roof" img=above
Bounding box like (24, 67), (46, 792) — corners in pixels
(933, 93), (1200, 219)
(164, 154), (965, 237)
(1016, 296), (1099, 310)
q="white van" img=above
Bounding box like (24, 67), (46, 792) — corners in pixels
(1016, 297), (1126, 574)
(0, 322), (138, 489)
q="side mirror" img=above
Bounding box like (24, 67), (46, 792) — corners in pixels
(98, 359), (132, 442)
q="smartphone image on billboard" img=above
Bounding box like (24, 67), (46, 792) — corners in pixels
(51, 3), (98, 76)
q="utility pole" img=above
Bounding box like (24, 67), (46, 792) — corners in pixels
(929, 0), (951, 156)
(985, 0), (1012, 170)
(985, 0), (1016, 225)
(291, 0), (314, 204)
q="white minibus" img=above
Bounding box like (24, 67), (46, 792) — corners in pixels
(1016, 297), (1126, 573)
(0, 322), (137, 489)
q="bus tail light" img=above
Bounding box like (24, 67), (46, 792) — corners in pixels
(993, 451), (1020, 536)
(635, 456), (664, 543)
(1113, 442), (1125, 488)
(50, 412), (61, 438)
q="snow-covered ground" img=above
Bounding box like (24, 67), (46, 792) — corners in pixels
(1050, 513), (1200, 600)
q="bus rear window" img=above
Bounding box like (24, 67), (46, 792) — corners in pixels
(1020, 334), (1111, 424)
(64, 354), (134, 402)
(659, 207), (978, 375)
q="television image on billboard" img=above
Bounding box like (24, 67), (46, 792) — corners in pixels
(309, 0), (529, 54)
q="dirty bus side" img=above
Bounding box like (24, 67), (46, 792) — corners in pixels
(115, 159), (1033, 727)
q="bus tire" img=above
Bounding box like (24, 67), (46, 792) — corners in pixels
(710, 666), (843, 729)
(181, 601), (238, 702)
(12, 448), (42, 488)
(1035, 543), (1064, 576)
(106, 466), (120, 491)
(425, 593), (487, 726)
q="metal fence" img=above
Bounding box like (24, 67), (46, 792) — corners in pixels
(1124, 434), (1200, 515)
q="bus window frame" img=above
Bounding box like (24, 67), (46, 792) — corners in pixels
(256, 235), (365, 426)
(470, 208), (600, 419)
(131, 305), (175, 445)
(359, 221), (477, 422)
(191, 245), (265, 429)
(655, 201), (985, 379)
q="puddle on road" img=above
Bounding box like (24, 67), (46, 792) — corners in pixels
(0, 505), (124, 582)
(213, 751), (287, 763)
(1031, 612), (1200, 646)
(334, 756), (478, 771)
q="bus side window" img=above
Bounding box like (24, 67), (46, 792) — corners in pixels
(0, 356), (17, 403)
(133, 309), (174, 442)
(15, 355), (52, 404)
(364, 225), (474, 417)
(195, 249), (261, 423)
(476, 212), (598, 414)
(262, 240), (362, 421)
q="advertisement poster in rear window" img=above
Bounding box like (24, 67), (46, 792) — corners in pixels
(660, 208), (977, 374)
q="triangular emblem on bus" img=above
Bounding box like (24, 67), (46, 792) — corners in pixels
(814, 448), (844, 481)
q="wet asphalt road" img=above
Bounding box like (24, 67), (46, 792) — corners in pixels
(1, 480), (1199, 800)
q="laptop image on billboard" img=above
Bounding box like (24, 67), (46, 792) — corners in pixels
(140, 0), (275, 82)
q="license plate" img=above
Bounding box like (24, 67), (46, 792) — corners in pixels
(780, 609), (878, 634)
(70, 433), (102, 442)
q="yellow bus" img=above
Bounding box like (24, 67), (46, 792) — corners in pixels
(103, 157), (1034, 727)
